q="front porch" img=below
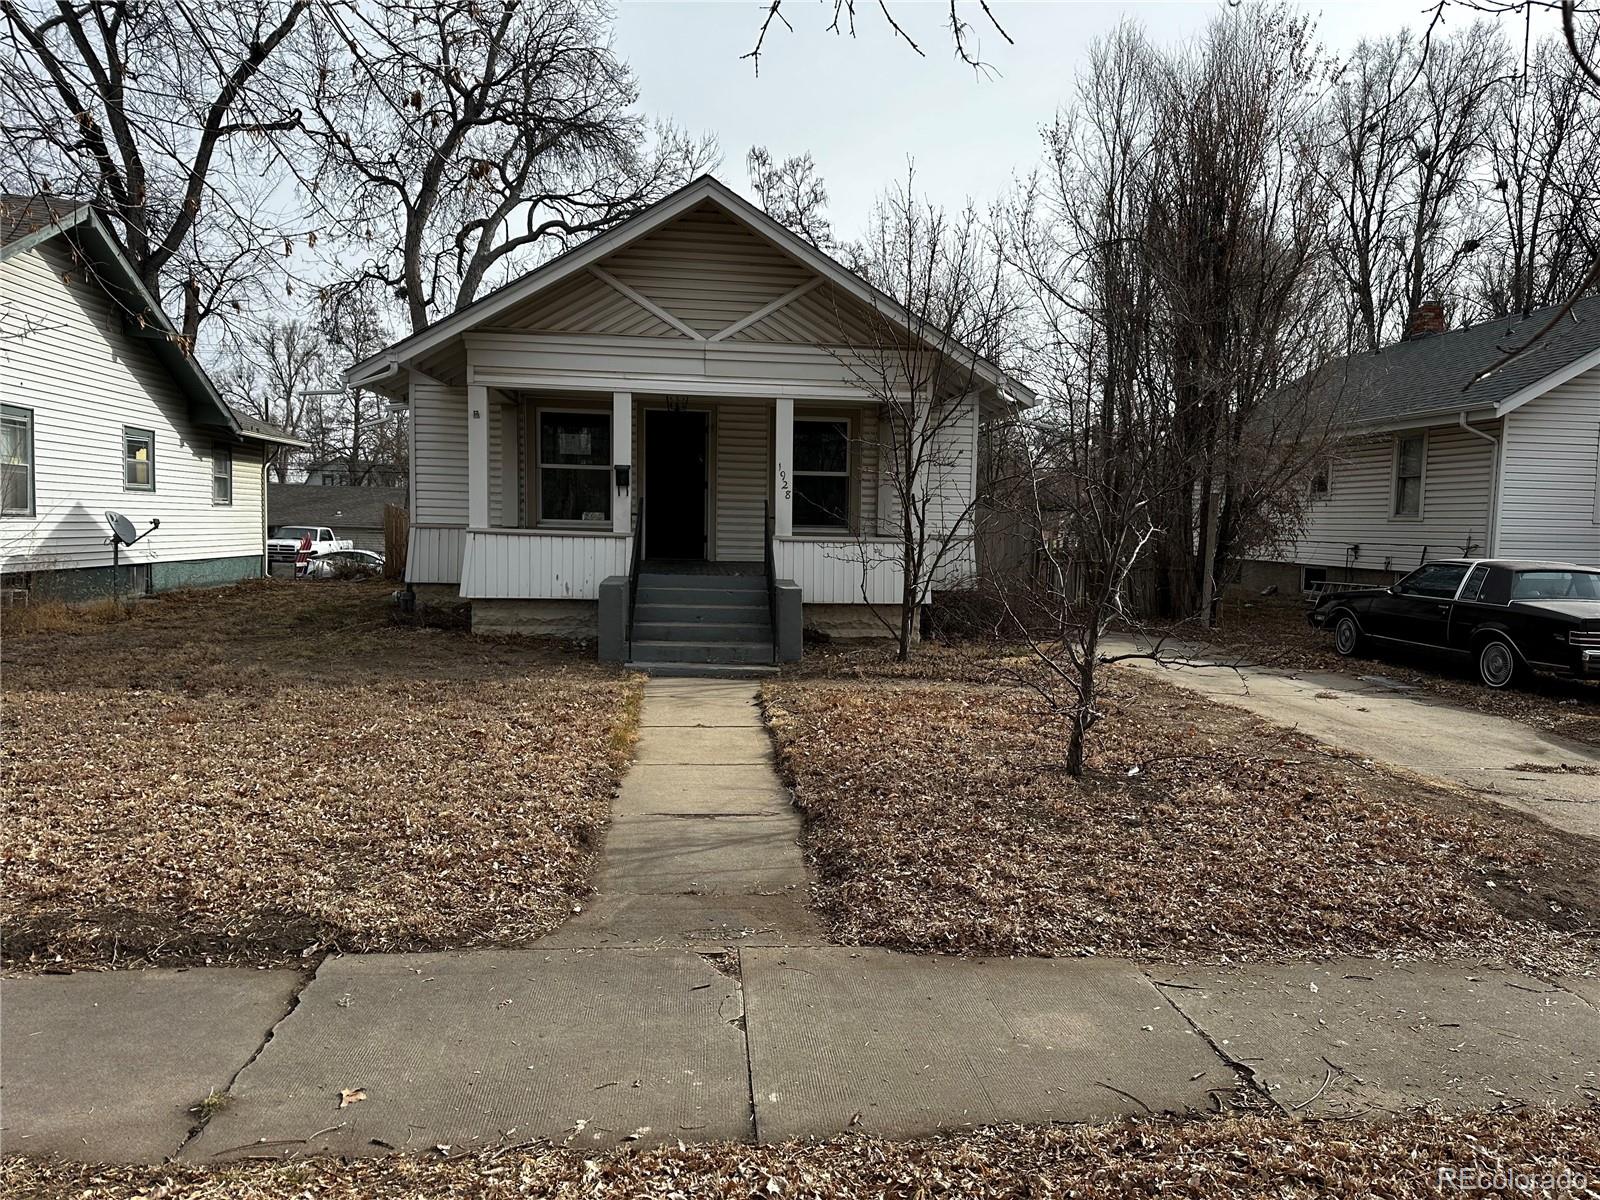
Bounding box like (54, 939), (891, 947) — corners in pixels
(443, 388), (908, 617)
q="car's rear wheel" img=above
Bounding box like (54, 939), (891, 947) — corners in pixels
(1333, 614), (1363, 657)
(1476, 638), (1518, 689)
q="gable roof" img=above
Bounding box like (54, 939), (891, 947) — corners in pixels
(1322, 295), (1600, 428)
(347, 175), (1031, 403)
(0, 193), (303, 448)
(269, 483), (407, 529)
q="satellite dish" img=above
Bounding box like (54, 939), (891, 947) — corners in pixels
(106, 511), (137, 544)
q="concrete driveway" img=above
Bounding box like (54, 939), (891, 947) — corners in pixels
(1104, 636), (1600, 841)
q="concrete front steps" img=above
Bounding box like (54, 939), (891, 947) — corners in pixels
(626, 571), (777, 676)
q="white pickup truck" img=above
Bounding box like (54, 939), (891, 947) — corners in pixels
(267, 525), (353, 571)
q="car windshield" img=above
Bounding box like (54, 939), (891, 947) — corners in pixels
(274, 526), (317, 540)
(1510, 570), (1600, 601)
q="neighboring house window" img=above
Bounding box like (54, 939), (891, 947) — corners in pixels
(212, 444), (233, 505)
(123, 427), (155, 490)
(538, 409), (611, 524)
(1, 404), (34, 517)
(793, 418), (851, 531)
(1391, 433), (1424, 518)
(321, 473), (339, 485)
(1309, 462), (1330, 498)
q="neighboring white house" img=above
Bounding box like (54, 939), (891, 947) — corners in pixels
(347, 175), (1029, 661)
(1250, 297), (1600, 593)
(1, 196), (302, 601)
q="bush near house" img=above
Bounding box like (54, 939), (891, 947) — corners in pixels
(763, 665), (1599, 971)
(0, 581), (641, 970)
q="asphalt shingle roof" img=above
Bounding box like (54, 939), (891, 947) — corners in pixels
(1323, 295), (1600, 426)
(0, 193), (86, 250)
(268, 484), (407, 530)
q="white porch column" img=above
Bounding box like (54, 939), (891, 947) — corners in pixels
(612, 391), (632, 535)
(773, 396), (794, 537)
(467, 383), (490, 529)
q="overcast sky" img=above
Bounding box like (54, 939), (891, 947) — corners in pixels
(613, 0), (1562, 237)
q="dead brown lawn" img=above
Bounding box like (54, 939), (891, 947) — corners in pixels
(1, 581), (641, 970)
(3, 1108), (1597, 1199)
(762, 668), (1600, 971)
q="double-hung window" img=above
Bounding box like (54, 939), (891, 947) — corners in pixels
(1, 404), (34, 517)
(793, 418), (851, 531)
(124, 427), (155, 491)
(212, 443), (233, 505)
(1392, 433), (1423, 518)
(538, 409), (611, 524)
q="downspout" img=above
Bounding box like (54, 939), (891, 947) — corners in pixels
(261, 453), (270, 578)
(1458, 412), (1499, 557)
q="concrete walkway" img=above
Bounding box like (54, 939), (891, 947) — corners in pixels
(1104, 636), (1600, 841)
(3, 679), (1597, 1163)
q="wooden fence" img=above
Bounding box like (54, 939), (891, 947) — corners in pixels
(383, 504), (408, 581)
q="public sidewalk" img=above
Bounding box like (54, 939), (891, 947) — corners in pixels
(2, 679), (1597, 1164)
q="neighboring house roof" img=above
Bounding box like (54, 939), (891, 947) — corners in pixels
(269, 483), (407, 529)
(346, 174), (1033, 405)
(1321, 295), (1600, 429)
(0, 193), (306, 449)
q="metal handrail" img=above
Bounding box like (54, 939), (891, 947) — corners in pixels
(764, 499), (778, 662)
(626, 496), (646, 653)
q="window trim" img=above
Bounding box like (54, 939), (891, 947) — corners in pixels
(1309, 460), (1331, 500)
(1, 403), (36, 518)
(1390, 430), (1426, 521)
(792, 414), (854, 534)
(536, 405), (612, 528)
(211, 442), (234, 505)
(123, 426), (156, 492)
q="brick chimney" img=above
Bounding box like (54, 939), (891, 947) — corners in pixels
(1404, 300), (1447, 340)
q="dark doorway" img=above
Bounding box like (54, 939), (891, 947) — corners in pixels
(644, 409), (708, 560)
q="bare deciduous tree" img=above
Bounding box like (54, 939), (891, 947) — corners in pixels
(828, 179), (1020, 661)
(1, 0), (309, 342)
(293, 0), (713, 334)
(216, 317), (327, 481)
(746, 145), (836, 252)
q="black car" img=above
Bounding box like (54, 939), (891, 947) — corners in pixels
(1308, 558), (1600, 689)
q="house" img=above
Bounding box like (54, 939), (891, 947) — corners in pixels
(347, 175), (1029, 666)
(1, 196), (302, 601)
(268, 482), (406, 553)
(1249, 297), (1600, 594)
(296, 458), (407, 488)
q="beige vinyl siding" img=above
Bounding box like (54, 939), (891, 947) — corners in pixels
(411, 385), (468, 525)
(600, 203), (814, 337)
(730, 282), (882, 346)
(0, 243), (267, 573)
(1496, 367), (1600, 564)
(488, 270), (682, 338)
(712, 401), (768, 561)
(926, 394), (979, 583)
(486, 203), (813, 341)
(1278, 420), (1500, 573)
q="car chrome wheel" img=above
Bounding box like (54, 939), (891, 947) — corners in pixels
(1334, 615), (1361, 656)
(1478, 640), (1515, 689)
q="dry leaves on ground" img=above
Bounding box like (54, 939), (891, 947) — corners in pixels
(3, 1108), (1598, 1198)
(1, 581), (641, 970)
(762, 671), (1600, 971)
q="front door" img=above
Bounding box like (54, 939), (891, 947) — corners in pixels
(644, 409), (708, 560)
